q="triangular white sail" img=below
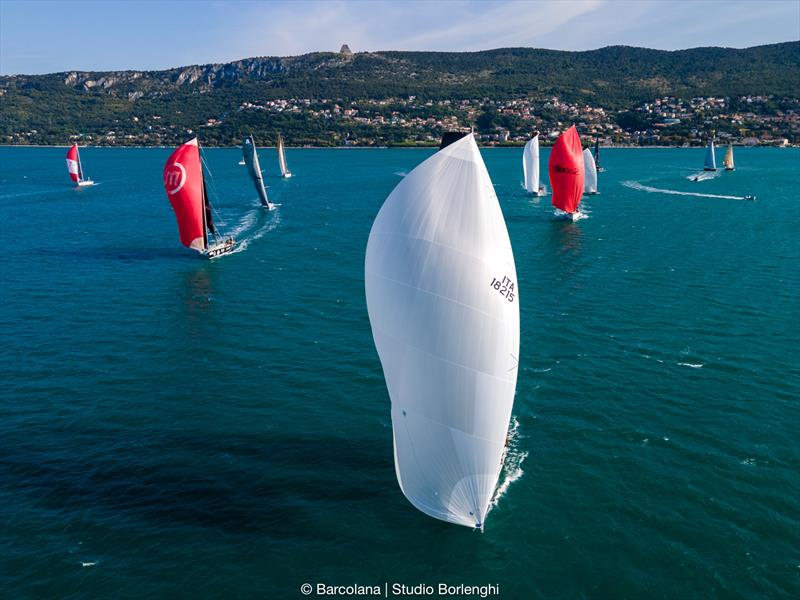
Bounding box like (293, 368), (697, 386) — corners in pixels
(522, 134), (540, 194)
(724, 144), (734, 170)
(583, 148), (598, 194)
(365, 134), (520, 529)
(704, 140), (717, 170)
(242, 136), (273, 208)
(276, 135), (292, 178)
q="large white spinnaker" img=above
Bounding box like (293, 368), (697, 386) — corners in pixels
(522, 134), (540, 194)
(583, 148), (598, 194)
(365, 134), (520, 529)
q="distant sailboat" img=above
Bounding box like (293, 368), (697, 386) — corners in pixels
(66, 143), (95, 186)
(704, 140), (717, 171)
(365, 133), (520, 529)
(549, 126), (585, 220)
(583, 148), (598, 195)
(276, 134), (292, 178)
(242, 136), (275, 209)
(594, 138), (604, 172)
(522, 134), (546, 195)
(723, 144), (735, 171)
(163, 138), (235, 258)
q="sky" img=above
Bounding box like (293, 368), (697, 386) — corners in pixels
(1, 0), (798, 75)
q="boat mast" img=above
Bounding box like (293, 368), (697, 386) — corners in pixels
(76, 145), (84, 182)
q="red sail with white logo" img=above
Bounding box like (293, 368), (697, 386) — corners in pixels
(66, 144), (81, 183)
(548, 126), (584, 214)
(164, 138), (207, 252)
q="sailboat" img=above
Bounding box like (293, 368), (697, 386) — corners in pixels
(365, 133), (520, 529)
(549, 126), (585, 220)
(583, 148), (598, 195)
(723, 144), (735, 171)
(704, 139), (717, 171)
(242, 136), (275, 209)
(594, 138), (604, 172)
(522, 134), (547, 195)
(163, 138), (235, 258)
(66, 143), (95, 186)
(276, 134), (292, 178)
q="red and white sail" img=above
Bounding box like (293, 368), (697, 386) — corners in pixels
(66, 144), (81, 183)
(163, 138), (207, 252)
(548, 126), (584, 214)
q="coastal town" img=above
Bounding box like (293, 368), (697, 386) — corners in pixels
(6, 92), (798, 148)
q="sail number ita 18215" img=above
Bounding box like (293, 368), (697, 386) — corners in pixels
(490, 276), (515, 302)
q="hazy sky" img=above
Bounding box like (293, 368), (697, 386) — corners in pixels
(1, 0), (798, 74)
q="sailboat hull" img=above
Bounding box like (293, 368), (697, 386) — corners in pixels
(703, 168), (717, 172)
(204, 239), (236, 259)
(77, 179), (95, 187)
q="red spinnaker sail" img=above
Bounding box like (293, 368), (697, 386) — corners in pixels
(164, 138), (206, 252)
(548, 126), (584, 213)
(66, 144), (80, 183)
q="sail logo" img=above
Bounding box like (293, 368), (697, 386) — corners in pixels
(165, 162), (187, 195)
(554, 164), (579, 175)
(66, 159), (79, 174)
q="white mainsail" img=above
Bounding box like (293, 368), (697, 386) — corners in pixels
(365, 134), (520, 529)
(522, 134), (540, 193)
(276, 135), (292, 178)
(724, 144), (735, 170)
(583, 148), (598, 194)
(242, 136), (273, 208)
(704, 140), (717, 170)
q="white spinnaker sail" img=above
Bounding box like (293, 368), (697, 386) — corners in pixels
(583, 148), (598, 194)
(365, 134), (520, 528)
(705, 141), (717, 170)
(522, 135), (540, 193)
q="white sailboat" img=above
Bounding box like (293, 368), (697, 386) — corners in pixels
(242, 135), (275, 209)
(66, 144), (95, 186)
(276, 134), (292, 178)
(704, 140), (717, 171)
(583, 148), (598, 194)
(723, 144), (735, 171)
(365, 133), (520, 529)
(522, 134), (546, 195)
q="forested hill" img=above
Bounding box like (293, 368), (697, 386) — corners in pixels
(1, 42), (798, 146)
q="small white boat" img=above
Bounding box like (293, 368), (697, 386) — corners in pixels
(583, 148), (598, 195)
(242, 135), (275, 209)
(276, 134), (292, 178)
(594, 139), (604, 172)
(723, 144), (735, 171)
(704, 139), (717, 171)
(522, 134), (541, 195)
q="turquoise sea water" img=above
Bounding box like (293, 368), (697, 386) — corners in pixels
(1, 146), (798, 599)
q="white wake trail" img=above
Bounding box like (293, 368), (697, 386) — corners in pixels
(489, 416), (528, 511)
(622, 180), (746, 201)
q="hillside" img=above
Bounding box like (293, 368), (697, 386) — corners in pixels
(1, 42), (798, 146)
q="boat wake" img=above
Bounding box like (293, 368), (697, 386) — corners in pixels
(489, 416), (527, 511)
(553, 208), (589, 221)
(622, 180), (747, 201)
(231, 210), (281, 254)
(687, 170), (721, 182)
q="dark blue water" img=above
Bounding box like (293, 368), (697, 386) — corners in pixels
(1, 146), (798, 599)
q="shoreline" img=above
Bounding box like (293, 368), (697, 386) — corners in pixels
(2, 144), (795, 150)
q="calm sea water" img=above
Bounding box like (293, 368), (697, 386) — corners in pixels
(1, 145), (798, 599)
